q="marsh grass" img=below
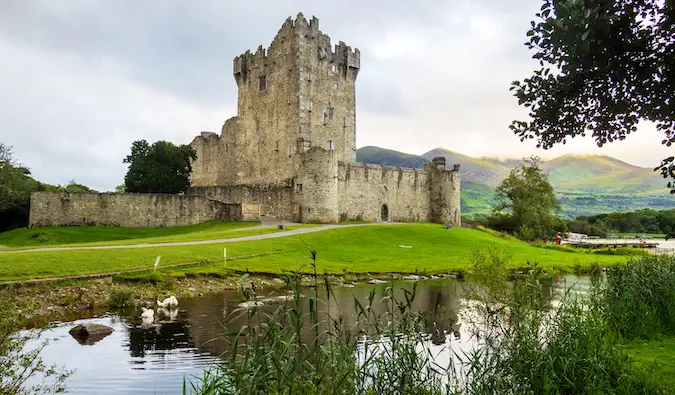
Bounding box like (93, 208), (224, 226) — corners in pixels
(601, 255), (675, 340)
(187, 249), (457, 395)
(185, 246), (666, 394)
(464, 251), (661, 394)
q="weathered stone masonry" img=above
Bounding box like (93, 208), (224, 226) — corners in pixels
(27, 14), (460, 229)
(29, 192), (241, 228)
(189, 14), (461, 225)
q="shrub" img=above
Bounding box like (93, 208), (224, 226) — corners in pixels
(107, 288), (136, 308)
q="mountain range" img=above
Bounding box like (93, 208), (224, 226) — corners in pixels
(356, 146), (675, 219)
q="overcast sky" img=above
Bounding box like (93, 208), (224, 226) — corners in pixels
(0, 0), (670, 190)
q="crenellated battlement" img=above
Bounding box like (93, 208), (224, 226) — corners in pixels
(233, 13), (360, 85)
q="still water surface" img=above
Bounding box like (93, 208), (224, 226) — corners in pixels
(25, 276), (592, 394)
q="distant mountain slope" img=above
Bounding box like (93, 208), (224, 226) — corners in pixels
(422, 148), (509, 187)
(540, 154), (667, 195)
(357, 146), (675, 219)
(356, 146), (429, 168)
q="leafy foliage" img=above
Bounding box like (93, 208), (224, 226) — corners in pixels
(489, 157), (562, 241)
(0, 292), (71, 394)
(511, 0), (675, 191)
(123, 140), (196, 194)
(579, 207), (675, 235)
(0, 143), (94, 232)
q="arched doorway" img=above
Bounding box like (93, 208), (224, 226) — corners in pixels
(381, 204), (389, 222)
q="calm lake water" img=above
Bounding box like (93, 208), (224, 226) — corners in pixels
(23, 276), (593, 394)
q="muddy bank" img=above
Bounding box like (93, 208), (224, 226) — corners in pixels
(3, 271), (462, 325)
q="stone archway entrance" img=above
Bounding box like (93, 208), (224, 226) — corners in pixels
(381, 204), (389, 222)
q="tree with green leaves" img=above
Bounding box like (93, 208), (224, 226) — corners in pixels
(511, 0), (675, 190)
(0, 143), (42, 231)
(123, 140), (197, 194)
(490, 157), (562, 241)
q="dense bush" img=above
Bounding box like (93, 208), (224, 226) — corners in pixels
(579, 208), (675, 235)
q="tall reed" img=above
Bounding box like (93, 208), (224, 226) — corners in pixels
(188, 248), (457, 395)
(187, 247), (665, 394)
(600, 254), (675, 339)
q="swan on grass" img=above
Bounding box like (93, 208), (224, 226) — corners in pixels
(157, 295), (178, 308)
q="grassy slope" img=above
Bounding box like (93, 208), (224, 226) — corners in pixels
(0, 221), (260, 247)
(356, 146), (429, 168)
(0, 224), (627, 282)
(624, 338), (675, 389)
(461, 181), (495, 219)
(541, 154), (668, 195)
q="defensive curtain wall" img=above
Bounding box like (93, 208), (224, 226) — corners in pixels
(188, 155), (461, 224)
(28, 192), (241, 228)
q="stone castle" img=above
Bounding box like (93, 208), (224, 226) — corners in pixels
(188, 13), (461, 225)
(28, 13), (461, 228)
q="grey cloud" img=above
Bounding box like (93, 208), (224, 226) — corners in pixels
(0, 0), (657, 190)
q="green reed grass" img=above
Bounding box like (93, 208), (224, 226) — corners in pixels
(186, 248), (458, 395)
(185, 247), (667, 394)
(601, 255), (675, 340)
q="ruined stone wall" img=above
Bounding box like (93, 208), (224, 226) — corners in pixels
(29, 192), (241, 228)
(337, 163), (432, 222)
(336, 161), (461, 225)
(187, 184), (294, 220)
(188, 14), (359, 189)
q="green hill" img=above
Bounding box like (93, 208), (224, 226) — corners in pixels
(422, 148), (509, 186)
(356, 146), (429, 168)
(540, 154), (667, 195)
(356, 146), (675, 219)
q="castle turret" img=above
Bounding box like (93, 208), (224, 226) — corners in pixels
(426, 157), (461, 226)
(294, 147), (339, 223)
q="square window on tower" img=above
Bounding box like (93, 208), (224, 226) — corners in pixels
(328, 140), (335, 150)
(259, 75), (267, 91)
(328, 107), (334, 120)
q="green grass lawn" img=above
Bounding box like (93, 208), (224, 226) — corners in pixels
(0, 221), (261, 247)
(0, 224), (629, 282)
(623, 338), (675, 388)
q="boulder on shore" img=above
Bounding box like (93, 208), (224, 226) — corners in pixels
(69, 323), (114, 345)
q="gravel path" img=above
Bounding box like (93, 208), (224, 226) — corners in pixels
(0, 223), (389, 254)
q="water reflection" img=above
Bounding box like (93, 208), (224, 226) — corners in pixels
(23, 276), (590, 394)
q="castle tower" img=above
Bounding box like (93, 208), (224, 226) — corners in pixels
(217, 13), (360, 186)
(426, 157), (461, 226)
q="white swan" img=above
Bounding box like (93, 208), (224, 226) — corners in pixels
(157, 307), (178, 321)
(157, 295), (178, 308)
(140, 306), (154, 320)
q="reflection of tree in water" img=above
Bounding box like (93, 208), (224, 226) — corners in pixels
(127, 322), (193, 358)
